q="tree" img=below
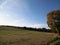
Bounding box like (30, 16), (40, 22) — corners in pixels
(47, 10), (60, 35)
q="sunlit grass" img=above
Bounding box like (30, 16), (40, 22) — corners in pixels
(0, 26), (56, 45)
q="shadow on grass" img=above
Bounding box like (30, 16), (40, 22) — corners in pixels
(44, 37), (60, 45)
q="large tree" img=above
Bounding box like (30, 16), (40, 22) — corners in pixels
(47, 10), (60, 35)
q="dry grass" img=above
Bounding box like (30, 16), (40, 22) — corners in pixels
(0, 30), (56, 45)
(0, 26), (57, 45)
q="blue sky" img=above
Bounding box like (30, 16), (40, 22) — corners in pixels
(0, 0), (60, 28)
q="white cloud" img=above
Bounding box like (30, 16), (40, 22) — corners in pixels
(28, 24), (48, 28)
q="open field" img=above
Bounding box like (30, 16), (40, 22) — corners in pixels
(0, 26), (58, 45)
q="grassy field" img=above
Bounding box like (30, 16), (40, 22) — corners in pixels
(0, 26), (58, 45)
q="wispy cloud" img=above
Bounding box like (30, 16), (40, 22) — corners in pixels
(0, 0), (29, 10)
(0, 0), (18, 9)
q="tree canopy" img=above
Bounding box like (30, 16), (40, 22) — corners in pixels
(47, 10), (60, 35)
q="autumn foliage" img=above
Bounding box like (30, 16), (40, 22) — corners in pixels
(47, 10), (60, 35)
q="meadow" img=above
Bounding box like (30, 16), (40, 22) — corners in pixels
(0, 26), (59, 45)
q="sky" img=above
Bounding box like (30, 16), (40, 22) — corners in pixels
(0, 0), (60, 28)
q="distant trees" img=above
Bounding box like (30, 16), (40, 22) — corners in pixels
(0, 25), (52, 33)
(22, 27), (52, 32)
(47, 10), (60, 35)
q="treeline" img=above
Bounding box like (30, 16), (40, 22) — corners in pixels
(21, 27), (52, 33)
(0, 25), (52, 33)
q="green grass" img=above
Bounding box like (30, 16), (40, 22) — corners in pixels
(0, 26), (58, 45)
